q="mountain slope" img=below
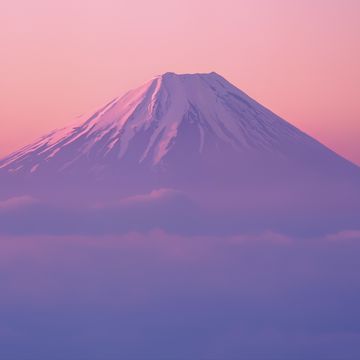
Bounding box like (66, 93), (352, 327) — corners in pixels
(0, 72), (359, 211)
(0, 72), (348, 170)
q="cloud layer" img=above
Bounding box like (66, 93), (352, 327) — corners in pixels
(0, 230), (360, 359)
(0, 190), (359, 238)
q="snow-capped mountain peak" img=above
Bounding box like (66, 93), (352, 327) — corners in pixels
(0, 71), (359, 208)
(1, 72), (310, 173)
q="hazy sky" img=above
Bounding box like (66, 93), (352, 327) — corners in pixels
(1, 0), (359, 164)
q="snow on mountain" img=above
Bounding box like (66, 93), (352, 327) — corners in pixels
(0, 72), (319, 173)
(0, 72), (359, 210)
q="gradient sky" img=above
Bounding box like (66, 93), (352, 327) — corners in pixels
(1, 0), (359, 164)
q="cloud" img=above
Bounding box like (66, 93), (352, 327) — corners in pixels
(0, 189), (201, 236)
(326, 230), (360, 241)
(228, 230), (294, 245)
(0, 230), (360, 359)
(118, 188), (184, 205)
(0, 189), (359, 237)
(93, 188), (188, 209)
(0, 195), (38, 210)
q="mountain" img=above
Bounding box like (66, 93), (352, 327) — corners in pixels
(0, 72), (359, 234)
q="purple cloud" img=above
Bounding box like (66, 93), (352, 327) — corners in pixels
(0, 195), (38, 210)
(0, 231), (360, 359)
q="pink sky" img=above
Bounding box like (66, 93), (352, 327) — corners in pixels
(1, 0), (359, 164)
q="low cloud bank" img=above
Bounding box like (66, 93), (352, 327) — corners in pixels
(0, 230), (360, 359)
(0, 190), (358, 237)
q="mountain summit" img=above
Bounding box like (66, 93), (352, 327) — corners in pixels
(0, 72), (342, 171)
(0, 72), (359, 214)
